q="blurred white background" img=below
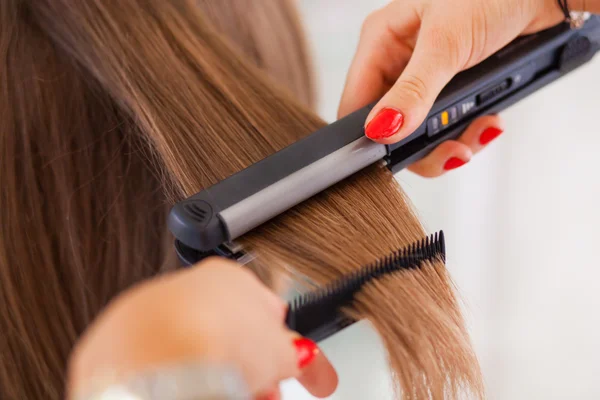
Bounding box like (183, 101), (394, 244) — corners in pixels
(281, 1), (600, 399)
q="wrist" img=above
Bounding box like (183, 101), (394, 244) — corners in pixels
(533, 0), (597, 31)
(559, 0), (599, 14)
(71, 363), (251, 400)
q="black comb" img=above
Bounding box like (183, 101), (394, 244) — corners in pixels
(285, 231), (445, 342)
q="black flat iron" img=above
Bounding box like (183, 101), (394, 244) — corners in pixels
(168, 17), (600, 265)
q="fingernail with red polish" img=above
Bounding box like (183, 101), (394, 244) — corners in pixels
(365, 107), (404, 139)
(294, 337), (319, 369)
(479, 127), (503, 145)
(444, 157), (467, 171)
(266, 392), (278, 400)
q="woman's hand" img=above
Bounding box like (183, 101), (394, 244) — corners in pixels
(339, 0), (585, 177)
(67, 258), (338, 400)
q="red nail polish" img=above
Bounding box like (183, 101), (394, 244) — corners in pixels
(365, 108), (404, 139)
(443, 157), (467, 171)
(479, 127), (503, 145)
(266, 392), (279, 400)
(293, 338), (319, 368)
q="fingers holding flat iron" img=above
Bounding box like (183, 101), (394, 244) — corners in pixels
(455, 114), (505, 153)
(363, 15), (467, 145)
(407, 115), (504, 177)
(407, 140), (473, 177)
(337, 0), (422, 118)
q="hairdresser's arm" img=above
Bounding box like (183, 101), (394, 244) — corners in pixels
(67, 259), (338, 400)
(339, 0), (599, 177)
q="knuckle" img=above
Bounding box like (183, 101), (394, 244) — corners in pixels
(442, 36), (464, 69)
(199, 255), (229, 267)
(361, 10), (382, 35)
(465, 9), (489, 66)
(423, 24), (465, 69)
(398, 74), (429, 104)
(408, 162), (441, 178)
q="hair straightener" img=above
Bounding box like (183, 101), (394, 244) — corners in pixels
(169, 16), (600, 264)
(167, 17), (600, 339)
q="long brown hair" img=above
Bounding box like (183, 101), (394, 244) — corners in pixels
(0, 1), (482, 399)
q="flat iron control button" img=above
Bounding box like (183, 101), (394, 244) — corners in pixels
(477, 79), (511, 105)
(448, 107), (458, 123)
(427, 115), (441, 135)
(458, 97), (476, 117)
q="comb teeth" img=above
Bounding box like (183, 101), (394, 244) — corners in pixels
(286, 231), (445, 341)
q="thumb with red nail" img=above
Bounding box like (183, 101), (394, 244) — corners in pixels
(66, 258), (338, 400)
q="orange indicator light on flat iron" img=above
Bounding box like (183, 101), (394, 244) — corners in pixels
(441, 111), (449, 126)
